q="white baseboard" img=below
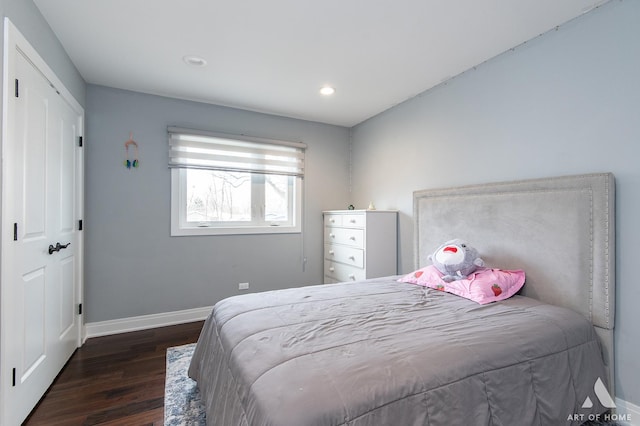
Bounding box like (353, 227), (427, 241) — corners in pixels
(83, 306), (213, 340)
(616, 397), (640, 426)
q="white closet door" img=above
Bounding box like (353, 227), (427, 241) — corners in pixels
(1, 20), (84, 426)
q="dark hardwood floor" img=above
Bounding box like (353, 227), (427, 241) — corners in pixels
(23, 321), (204, 426)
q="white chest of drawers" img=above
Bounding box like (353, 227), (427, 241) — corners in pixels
(323, 210), (397, 284)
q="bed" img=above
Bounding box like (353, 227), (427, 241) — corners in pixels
(189, 173), (615, 426)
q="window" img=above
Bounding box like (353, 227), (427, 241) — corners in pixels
(169, 127), (305, 236)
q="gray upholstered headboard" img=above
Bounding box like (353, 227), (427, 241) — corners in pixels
(413, 173), (615, 393)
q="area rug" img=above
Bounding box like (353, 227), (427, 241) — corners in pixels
(165, 343), (206, 426)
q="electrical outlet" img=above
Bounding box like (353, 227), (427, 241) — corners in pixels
(238, 282), (249, 290)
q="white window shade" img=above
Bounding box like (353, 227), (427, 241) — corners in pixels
(168, 127), (306, 177)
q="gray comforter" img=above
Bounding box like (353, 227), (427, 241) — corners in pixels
(188, 277), (609, 425)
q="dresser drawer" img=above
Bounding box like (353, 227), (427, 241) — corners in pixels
(324, 214), (342, 227)
(324, 213), (364, 228)
(324, 244), (364, 268)
(324, 227), (365, 248)
(324, 260), (365, 282)
(341, 213), (365, 228)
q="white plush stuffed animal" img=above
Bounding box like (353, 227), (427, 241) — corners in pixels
(428, 239), (485, 282)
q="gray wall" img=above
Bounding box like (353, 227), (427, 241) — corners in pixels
(351, 0), (639, 406)
(85, 85), (350, 322)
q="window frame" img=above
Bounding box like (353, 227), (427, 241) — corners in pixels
(169, 129), (304, 236)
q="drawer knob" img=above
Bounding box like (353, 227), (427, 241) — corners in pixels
(349, 219), (356, 223)
(348, 274), (355, 280)
(330, 218), (336, 223)
(348, 256), (355, 261)
(349, 236), (356, 241)
(329, 250), (335, 255)
(329, 267), (335, 272)
(329, 233), (335, 238)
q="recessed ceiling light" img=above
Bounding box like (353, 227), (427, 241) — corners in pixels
(320, 86), (336, 96)
(183, 55), (207, 67)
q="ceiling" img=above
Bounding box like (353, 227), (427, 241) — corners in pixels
(35, 0), (606, 127)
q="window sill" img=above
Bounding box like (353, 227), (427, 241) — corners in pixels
(170, 224), (302, 236)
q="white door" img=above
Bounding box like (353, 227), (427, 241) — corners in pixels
(1, 20), (84, 425)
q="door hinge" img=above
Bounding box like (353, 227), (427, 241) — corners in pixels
(14, 79), (19, 98)
(13, 223), (18, 241)
(78, 219), (83, 231)
(78, 303), (83, 315)
(12, 368), (16, 387)
(78, 136), (83, 147)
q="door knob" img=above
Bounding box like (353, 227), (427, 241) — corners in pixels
(48, 242), (70, 255)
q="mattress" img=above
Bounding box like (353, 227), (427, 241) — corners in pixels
(188, 277), (610, 426)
